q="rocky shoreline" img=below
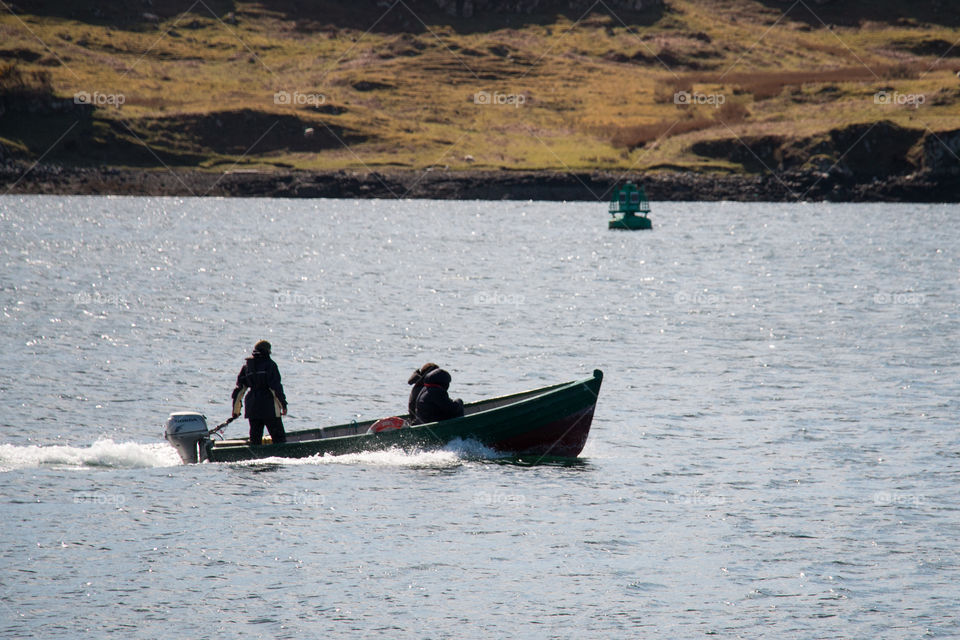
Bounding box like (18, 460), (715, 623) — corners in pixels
(2, 163), (957, 202)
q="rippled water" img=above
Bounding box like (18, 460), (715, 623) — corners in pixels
(1, 196), (958, 638)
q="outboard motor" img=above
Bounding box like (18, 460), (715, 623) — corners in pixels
(164, 412), (210, 464)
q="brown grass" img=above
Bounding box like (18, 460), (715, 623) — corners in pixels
(653, 64), (923, 103)
(605, 101), (751, 149)
(1, 0), (959, 173)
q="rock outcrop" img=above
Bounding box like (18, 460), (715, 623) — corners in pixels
(923, 129), (960, 175)
(690, 121), (927, 179)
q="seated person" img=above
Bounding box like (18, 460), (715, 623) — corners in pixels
(414, 368), (464, 424)
(407, 362), (439, 418)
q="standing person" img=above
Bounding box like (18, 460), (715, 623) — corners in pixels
(407, 362), (439, 420)
(414, 368), (464, 424)
(231, 340), (288, 445)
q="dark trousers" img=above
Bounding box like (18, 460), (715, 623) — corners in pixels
(248, 417), (286, 445)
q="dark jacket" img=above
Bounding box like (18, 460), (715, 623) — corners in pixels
(414, 369), (464, 424)
(407, 363), (439, 418)
(232, 353), (287, 420)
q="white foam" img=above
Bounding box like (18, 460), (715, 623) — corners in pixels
(0, 439), (182, 470)
(231, 438), (507, 468)
(443, 437), (508, 459)
(236, 447), (462, 469)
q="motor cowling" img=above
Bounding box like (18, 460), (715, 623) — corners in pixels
(164, 412), (210, 464)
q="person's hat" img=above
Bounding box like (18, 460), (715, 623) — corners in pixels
(408, 362), (439, 385)
(253, 340), (272, 356)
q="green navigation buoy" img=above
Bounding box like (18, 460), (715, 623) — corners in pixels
(608, 182), (652, 230)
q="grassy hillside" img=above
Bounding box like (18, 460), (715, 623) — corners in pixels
(1, 0), (959, 176)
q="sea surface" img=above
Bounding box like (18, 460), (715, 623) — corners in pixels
(0, 196), (957, 639)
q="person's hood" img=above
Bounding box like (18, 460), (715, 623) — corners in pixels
(423, 368), (451, 390)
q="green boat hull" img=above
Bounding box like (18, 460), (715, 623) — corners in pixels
(202, 370), (603, 463)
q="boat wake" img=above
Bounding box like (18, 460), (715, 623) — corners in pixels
(0, 438), (511, 472)
(0, 439), (181, 471)
(232, 438), (509, 469)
